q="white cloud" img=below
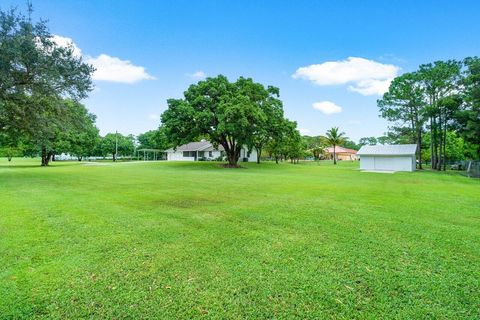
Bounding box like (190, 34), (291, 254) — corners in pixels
(312, 101), (342, 115)
(148, 113), (159, 121)
(299, 128), (311, 135)
(52, 35), (83, 57)
(348, 79), (392, 96)
(292, 57), (400, 96)
(87, 54), (155, 84)
(53, 34), (155, 84)
(187, 71), (206, 79)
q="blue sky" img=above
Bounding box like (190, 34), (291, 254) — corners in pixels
(3, 1), (480, 141)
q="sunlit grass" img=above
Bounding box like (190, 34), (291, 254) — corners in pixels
(1, 158), (479, 318)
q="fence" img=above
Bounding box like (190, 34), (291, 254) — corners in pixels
(466, 161), (480, 178)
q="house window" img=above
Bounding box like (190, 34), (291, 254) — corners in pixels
(198, 151), (204, 157)
(209, 151), (213, 157)
(183, 151), (196, 157)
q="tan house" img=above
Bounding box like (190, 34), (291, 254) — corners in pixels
(324, 146), (358, 161)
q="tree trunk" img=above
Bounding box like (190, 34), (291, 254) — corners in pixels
(275, 156), (279, 164)
(417, 128), (423, 169)
(41, 146), (48, 166)
(333, 145), (337, 165)
(411, 113), (421, 170)
(220, 139), (240, 167)
(443, 118), (447, 171)
(432, 116), (439, 170)
(430, 117), (434, 169)
(438, 113), (443, 171)
(227, 152), (235, 165)
(434, 117), (438, 170)
(226, 147), (240, 166)
(256, 147), (261, 164)
(7, 156), (12, 162)
(113, 152), (116, 162)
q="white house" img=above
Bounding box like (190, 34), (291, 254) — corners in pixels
(55, 153), (77, 161)
(165, 140), (257, 162)
(357, 144), (417, 172)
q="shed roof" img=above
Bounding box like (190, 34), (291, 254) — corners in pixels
(357, 144), (417, 156)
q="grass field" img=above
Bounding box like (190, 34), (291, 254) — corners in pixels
(1, 159), (479, 319)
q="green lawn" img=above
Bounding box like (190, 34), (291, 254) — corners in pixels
(1, 159), (479, 319)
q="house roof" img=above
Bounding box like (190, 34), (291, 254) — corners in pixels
(165, 141), (224, 152)
(357, 144), (417, 156)
(202, 144), (225, 152)
(324, 146), (358, 154)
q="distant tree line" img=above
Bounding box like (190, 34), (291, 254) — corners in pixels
(374, 58), (480, 170)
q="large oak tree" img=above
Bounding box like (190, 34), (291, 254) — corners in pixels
(161, 75), (284, 166)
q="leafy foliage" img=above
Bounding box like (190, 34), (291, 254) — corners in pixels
(378, 72), (425, 167)
(455, 57), (480, 158)
(358, 136), (378, 146)
(95, 133), (135, 161)
(302, 135), (328, 160)
(161, 75), (289, 166)
(0, 7), (94, 165)
(378, 58), (480, 168)
(137, 127), (171, 151)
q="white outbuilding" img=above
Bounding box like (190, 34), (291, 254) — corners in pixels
(357, 144), (417, 172)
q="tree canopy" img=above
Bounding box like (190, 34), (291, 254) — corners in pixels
(137, 127), (171, 151)
(378, 72), (425, 167)
(0, 7), (94, 165)
(161, 75), (292, 166)
(378, 58), (479, 169)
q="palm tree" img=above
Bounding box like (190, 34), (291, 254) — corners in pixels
(325, 127), (346, 165)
